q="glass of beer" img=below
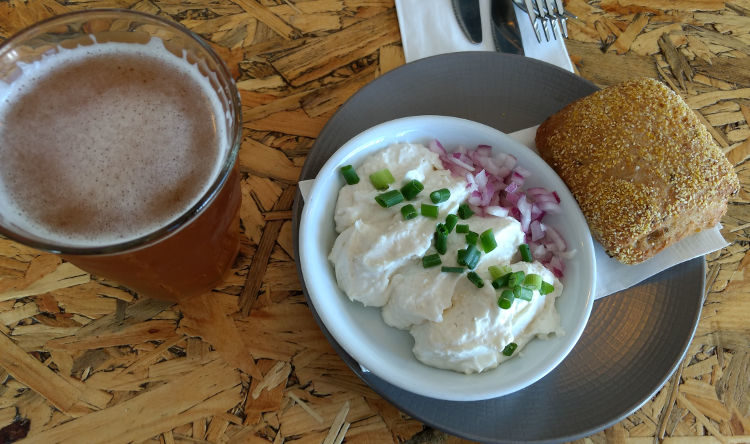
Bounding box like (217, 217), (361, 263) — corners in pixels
(0, 10), (243, 302)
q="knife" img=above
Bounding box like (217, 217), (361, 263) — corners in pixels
(452, 0), (482, 44)
(490, 0), (524, 55)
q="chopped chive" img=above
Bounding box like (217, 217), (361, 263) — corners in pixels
(429, 188), (451, 204)
(498, 289), (515, 309)
(519, 243), (532, 262)
(457, 203), (474, 219)
(508, 270), (525, 288)
(401, 204), (417, 220)
(457, 249), (468, 266)
(465, 231), (478, 245)
(400, 179), (424, 200)
(441, 266), (465, 273)
(464, 244), (481, 270)
(513, 286), (533, 301)
(422, 253), (442, 268)
(491, 273), (511, 289)
(340, 165), (359, 184)
(445, 214), (458, 233)
(488, 265), (504, 280)
(456, 224), (470, 233)
(489, 265), (512, 280)
(480, 229), (497, 253)
(375, 190), (404, 208)
(369, 168), (395, 190)
(435, 224), (449, 254)
(523, 273), (543, 290)
(502, 342), (518, 356)
(421, 203), (439, 218)
(540, 281), (555, 295)
(467, 271), (484, 288)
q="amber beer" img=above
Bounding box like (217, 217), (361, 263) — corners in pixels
(0, 11), (243, 302)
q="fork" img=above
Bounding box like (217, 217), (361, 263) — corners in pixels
(513, 0), (571, 42)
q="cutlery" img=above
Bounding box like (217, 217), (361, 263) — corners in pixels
(490, 0), (524, 54)
(452, 0), (482, 44)
(513, 0), (573, 42)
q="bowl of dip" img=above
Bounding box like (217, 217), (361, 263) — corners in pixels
(299, 115), (596, 401)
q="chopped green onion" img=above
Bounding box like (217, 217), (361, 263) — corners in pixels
(467, 271), (484, 288)
(519, 243), (532, 262)
(480, 229), (497, 253)
(421, 203), (438, 218)
(489, 265), (512, 280)
(375, 190), (403, 208)
(340, 165), (359, 184)
(540, 281), (555, 295)
(513, 286), (533, 301)
(456, 224), (470, 233)
(498, 289), (515, 309)
(523, 273), (543, 290)
(422, 253), (442, 268)
(429, 188), (451, 204)
(401, 204), (417, 220)
(458, 203), (474, 219)
(491, 273), (511, 289)
(508, 270), (525, 288)
(369, 168), (395, 190)
(445, 214), (458, 233)
(400, 179), (424, 200)
(457, 249), (467, 266)
(434, 224), (448, 255)
(441, 266), (465, 273)
(464, 244), (481, 270)
(465, 231), (478, 245)
(502, 342), (518, 356)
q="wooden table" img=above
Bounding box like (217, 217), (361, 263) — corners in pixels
(0, 1), (748, 443)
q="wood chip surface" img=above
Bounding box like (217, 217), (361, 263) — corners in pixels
(0, 1), (749, 443)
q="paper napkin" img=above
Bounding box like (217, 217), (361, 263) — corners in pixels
(394, 0), (575, 72)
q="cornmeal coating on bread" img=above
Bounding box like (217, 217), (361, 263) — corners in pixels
(535, 78), (739, 264)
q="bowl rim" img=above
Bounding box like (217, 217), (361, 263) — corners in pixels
(299, 115), (596, 400)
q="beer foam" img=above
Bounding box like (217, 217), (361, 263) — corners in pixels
(0, 38), (231, 248)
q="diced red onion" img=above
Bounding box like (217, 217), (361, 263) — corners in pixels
(431, 139), (572, 277)
(513, 165), (532, 178)
(485, 206), (509, 217)
(517, 196), (532, 232)
(530, 220), (545, 242)
(428, 139), (447, 155)
(544, 225), (567, 253)
(447, 154), (475, 171)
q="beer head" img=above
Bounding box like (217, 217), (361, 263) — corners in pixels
(0, 10), (241, 255)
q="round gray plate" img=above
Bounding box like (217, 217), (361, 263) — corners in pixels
(291, 52), (704, 443)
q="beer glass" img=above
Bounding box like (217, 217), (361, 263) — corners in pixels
(0, 10), (243, 302)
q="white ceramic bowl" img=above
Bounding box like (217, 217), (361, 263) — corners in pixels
(300, 115), (596, 401)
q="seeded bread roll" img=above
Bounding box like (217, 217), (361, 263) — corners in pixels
(535, 78), (739, 264)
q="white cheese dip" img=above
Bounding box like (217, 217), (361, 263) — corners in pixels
(329, 142), (564, 374)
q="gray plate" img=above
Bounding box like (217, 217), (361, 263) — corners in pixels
(291, 52), (704, 443)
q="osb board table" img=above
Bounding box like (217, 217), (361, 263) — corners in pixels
(0, 0), (749, 443)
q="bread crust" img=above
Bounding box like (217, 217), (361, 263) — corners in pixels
(535, 78), (739, 264)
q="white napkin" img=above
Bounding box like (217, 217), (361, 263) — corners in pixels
(394, 0), (575, 72)
(298, 126), (727, 299)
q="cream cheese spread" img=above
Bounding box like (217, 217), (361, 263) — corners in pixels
(329, 142), (564, 374)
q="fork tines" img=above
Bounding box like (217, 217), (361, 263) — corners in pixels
(521, 0), (569, 42)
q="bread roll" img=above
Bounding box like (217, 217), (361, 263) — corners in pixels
(535, 78), (739, 264)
